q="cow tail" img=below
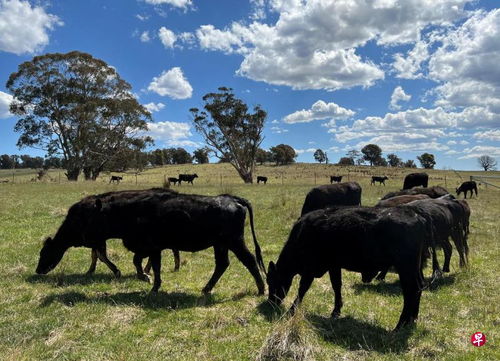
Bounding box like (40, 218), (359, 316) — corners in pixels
(231, 196), (266, 274)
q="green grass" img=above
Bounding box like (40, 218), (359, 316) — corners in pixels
(0, 164), (498, 360)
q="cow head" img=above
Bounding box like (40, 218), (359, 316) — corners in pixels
(36, 236), (69, 274)
(266, 261), (292, 305)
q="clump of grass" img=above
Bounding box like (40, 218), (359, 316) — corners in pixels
(257, 310), (316, 361)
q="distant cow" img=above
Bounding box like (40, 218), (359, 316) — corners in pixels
(257, 176), (268, 184)
(381, 186), (449, 200)
(330, 176), (343, 183)
(300, 182), (362, 216)
(267, 206), (432, 330)
(375, 194), (430, 207)
(371, 176), (388, 186)
(403, 172), (428, 190)
(36, 188), (266, 295)
(168, 177), (179, 186)
(456, 181), (478, 199)
(109, 176), (123, 184)
(178, 173), (198, 185)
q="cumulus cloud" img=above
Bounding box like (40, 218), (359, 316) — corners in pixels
(143, 0), (192, 9)
(0, 0), (62, 55)
(473, 130), (500, 142)
(140, 31), (151, 42)
(146, 121), (198, 147)
(0, 91), (13, 118)
(144, 102), (165, 113)
(392, 40), (429, 79)
(283, 100), (355, 124)
(271, 126), (288, 134)
(459, 145), (500, 159)
(195, 0), (470, 91)
(147, 67), (193, 99)
(158, 26), (176, 48)
(294, 148), (316, 155)
(389, 86), (411, 110)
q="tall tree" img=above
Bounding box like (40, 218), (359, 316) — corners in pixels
(347, 149), (363, 165)
(338, 157), (354, 166)
(477, 155), (497, 171)
(255, 148), (271, 165)
(0, 155), (15, 169)
(150, 149), (165, 167)
(313, 149), (326, 163)
(7, 51), (152, 180)
(193, 148), (210, 164)
(387, 153), (403, 167)
(361, 144), (383, 166)
(190, 87), (266, 183)
(270, 144), (296, 165)
(417, 153), (436, 169)
(172, 148), (192, 164)
(404, 159), (417, 168)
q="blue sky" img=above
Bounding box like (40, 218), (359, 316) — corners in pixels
(1, 0), (499, 170)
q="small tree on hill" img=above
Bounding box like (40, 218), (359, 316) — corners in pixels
(190, 87), (266, 183)
(404, 159), (417, 168)
(193, 148), (210, 164)
(417, 153), (436, 169)
(387, 153), (403, 167)
(347, 149), (363, 165)
(255, 148), (271, 165)
(270, 144), (296, 165)
(361, 144), (383, 166)
(477, 155), (497, 171)
(313, 149), (326, 163)
(338, 157), (354, 166)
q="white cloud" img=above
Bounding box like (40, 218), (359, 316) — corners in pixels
(294, 148), (316, 155)
(146, 121), (198, 147)
(178, 32), (195, 46)
(136, 14), (149, 21)
(392, 40), (429, 79)
(147, 67), (193, 99)
(389, 86), (412, 110)
(283, 100), (355, 124)
(271, 126), (288, 134)
(140, 31), (151, 42)
(0, 0), (62, 55)
(144, 0), (192, 9)
(0, 91), (13, 118)
(473, 130), (500, 142)
(195, 0), (470, 91)
(459, 145), (500, 159)
(158, 26), (176, 48)
(144, 102), (165, 113)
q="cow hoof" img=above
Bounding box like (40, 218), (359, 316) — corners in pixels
(443, 267), (450, 273)
(114, 270), (121, 278)
(331, 310), (341, 319)
(137, 273), (151, 283)
(202, 287), (212, 295)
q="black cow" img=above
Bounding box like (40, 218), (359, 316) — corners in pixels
(375, 194), (430, 207)
(109, 176), (123, 184)
(300, 182), (362, 216)
(330, 176), (343, 184)
(36, 189), (266, 295)
(178, 173), (198, 185)
(456, 181), (478, 199)
(257, 176), (268, 184)
(371, 176), (388, 186)
(168, 177), (179, 186)
(403, 172), (429, 190)
(267, 206), (431, 331)
(381, 186), (449, 200)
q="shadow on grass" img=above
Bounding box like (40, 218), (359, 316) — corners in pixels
(39, 290), (220, 310)
(26, 273), (136, 287)
(308, 314), (414, 353)
(256, 300), (286, 321)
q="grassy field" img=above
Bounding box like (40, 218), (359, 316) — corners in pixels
(0, 163), (498, 360)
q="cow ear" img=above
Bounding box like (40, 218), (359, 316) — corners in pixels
(95, 199), (102, 210)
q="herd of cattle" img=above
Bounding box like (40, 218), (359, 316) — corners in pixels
(36, 172), (478, 331)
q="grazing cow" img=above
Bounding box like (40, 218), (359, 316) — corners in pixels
(381, 186), (449, 200)
(456, 181), (478, 199)
(371, 176), (388, 186)
(375, 194), (430, 207)
(178, 173), (198, 185)
(403, 172), (429, 190)
(267, 206), (431, 331)
(109, 175), (123, 184)
(168, 177), (179, 186)
(300, 182), (362, 216)
(257, 176), (268, 184)
(36, 189), (266, 295)
(330, 176), (343, 184)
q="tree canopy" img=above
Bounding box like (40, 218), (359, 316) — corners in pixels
(270, 144), (296, 165)
(477, 155), (497, 171)
(417, 153), (436, 169)
(361, 144), (383, 166)
(6, 51), (152, 180)
(190, 87), (266, 183)
(314, 149), (326, 163)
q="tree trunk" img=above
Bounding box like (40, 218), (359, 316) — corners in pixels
(83, 167), (92, 180)
(241, 171), (253, 184)
(65, 167), (80, 181)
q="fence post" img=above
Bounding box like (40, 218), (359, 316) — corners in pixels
(135, 173), (138, 185)
(281, 173), (284, 185)
(220, 174), (222, 186)
(12, 172), (14, 184)
(445, 175), (447, 188)
(314, 172), (317, 185)
(59, 172), (61, 184)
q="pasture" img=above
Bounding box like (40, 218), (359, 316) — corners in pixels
(0, 163), (498, 360)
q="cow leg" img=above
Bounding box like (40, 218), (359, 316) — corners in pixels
(376, 267), (389, 281)
(329, 268), (343, 318)
(202, 246), (230, 294)
(150, 251), (162, 293)
(430, 246), (443, 280)
(172, 249), (180, 272)
(395, 270), (420, 331)
(133, 254), (150, 282)
(143, 257), (152, 274)
(231, 244), (265, 295)
(96, 245), (121, 277)
(441, 239), (452, 273)
(86, 248), (98, 275)
(290, 275), (314, 314)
